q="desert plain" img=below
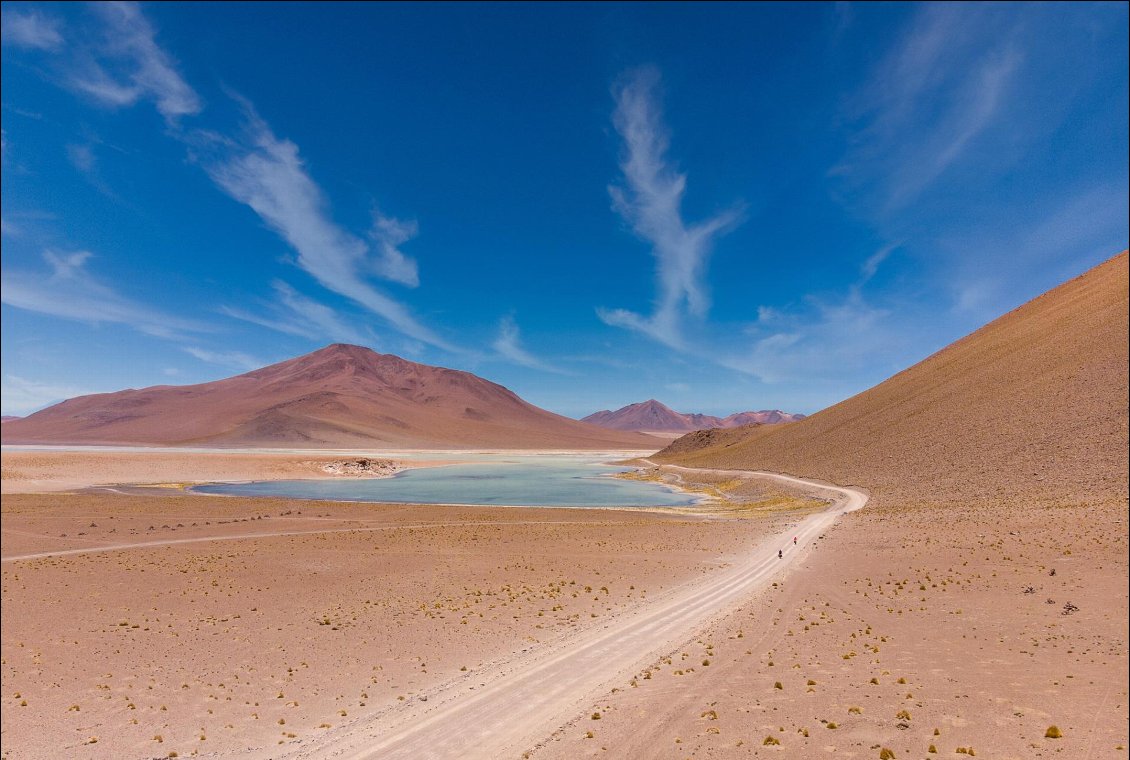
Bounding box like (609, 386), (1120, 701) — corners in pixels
(2, 448), (1125, 759)
(2, 448), (826, 759)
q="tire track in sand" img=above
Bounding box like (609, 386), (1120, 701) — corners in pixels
(281, 467), (867, 760)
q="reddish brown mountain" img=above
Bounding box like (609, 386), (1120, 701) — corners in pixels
(1, 344), (659, 449)
(657, 251), (1129, 506)
(715, 410), (805, 426)
(581, 399), (804, 433)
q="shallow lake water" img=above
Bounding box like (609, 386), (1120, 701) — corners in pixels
(192, 456), (700, 508)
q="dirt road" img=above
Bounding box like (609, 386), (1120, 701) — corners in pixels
(283, 468), (867, 760)
(0, 519), (623, 563)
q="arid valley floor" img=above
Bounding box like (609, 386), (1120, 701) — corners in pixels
(2, 447), (1126, 760)
(2, 449), (823, 759)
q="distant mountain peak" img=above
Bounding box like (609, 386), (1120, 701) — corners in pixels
(581, 400), (804, 432)
(1, 345), (658, 449)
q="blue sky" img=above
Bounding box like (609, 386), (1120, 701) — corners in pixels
(2, 2), (1127, 418)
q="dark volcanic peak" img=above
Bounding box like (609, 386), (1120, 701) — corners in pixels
(582, 399), (805, 432)
(1, 344), (658, 450)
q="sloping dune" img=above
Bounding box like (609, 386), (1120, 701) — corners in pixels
(657, 251), (1129, 506)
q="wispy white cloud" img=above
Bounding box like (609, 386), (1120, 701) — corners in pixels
(725, 291), (894, 385)
(0, 8), (63, 51)
(1, 249), (207, 338)
(598, 67), (743, 349)
(836, 4), (1022, 212)
(271, 281), (371, 344)
(66, 2), (201, 122)
(201, 104), (454, 351)
(183, 346), (264, 372)
(1, 375), (95, 416)
(725, 241), (910, 386)
(220, 280), (370, 345)
(859, 240), (901, 284)
(219, 305), (317, 340)
(44, 249), (93, 278)
(828, 2), (1127, 351)
(887, 50), (1020, 209)
(5, 3), (450, 355)
(66, 143), (97, 174)
(944, 181), (1130, 315)
(64, 135), (130, 198)
(755, 305), (781, 324)
(369, 211), (420, 287)
(492, 315), (566, 373)
(68, 60), (144, 107)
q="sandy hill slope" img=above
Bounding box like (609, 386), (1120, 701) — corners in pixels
(657, 251), (1129, 505)
(1, 344), (659, 449)
(582, 399), (804, 432)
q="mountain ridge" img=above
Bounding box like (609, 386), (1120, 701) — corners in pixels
(582, 399), (804, 432)
(1, 344), (660, 450)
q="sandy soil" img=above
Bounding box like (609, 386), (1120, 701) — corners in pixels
(535, 489), (1128, 760)
(0, 454), (825, 760)
(0, 449), (423, 494)
(276, 471), (863, 759)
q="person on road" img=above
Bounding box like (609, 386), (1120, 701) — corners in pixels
(778, 549), (783, 559)
(793, 536), (797, 545)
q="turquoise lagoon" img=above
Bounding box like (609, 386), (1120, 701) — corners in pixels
(191, 456), (699, 508)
